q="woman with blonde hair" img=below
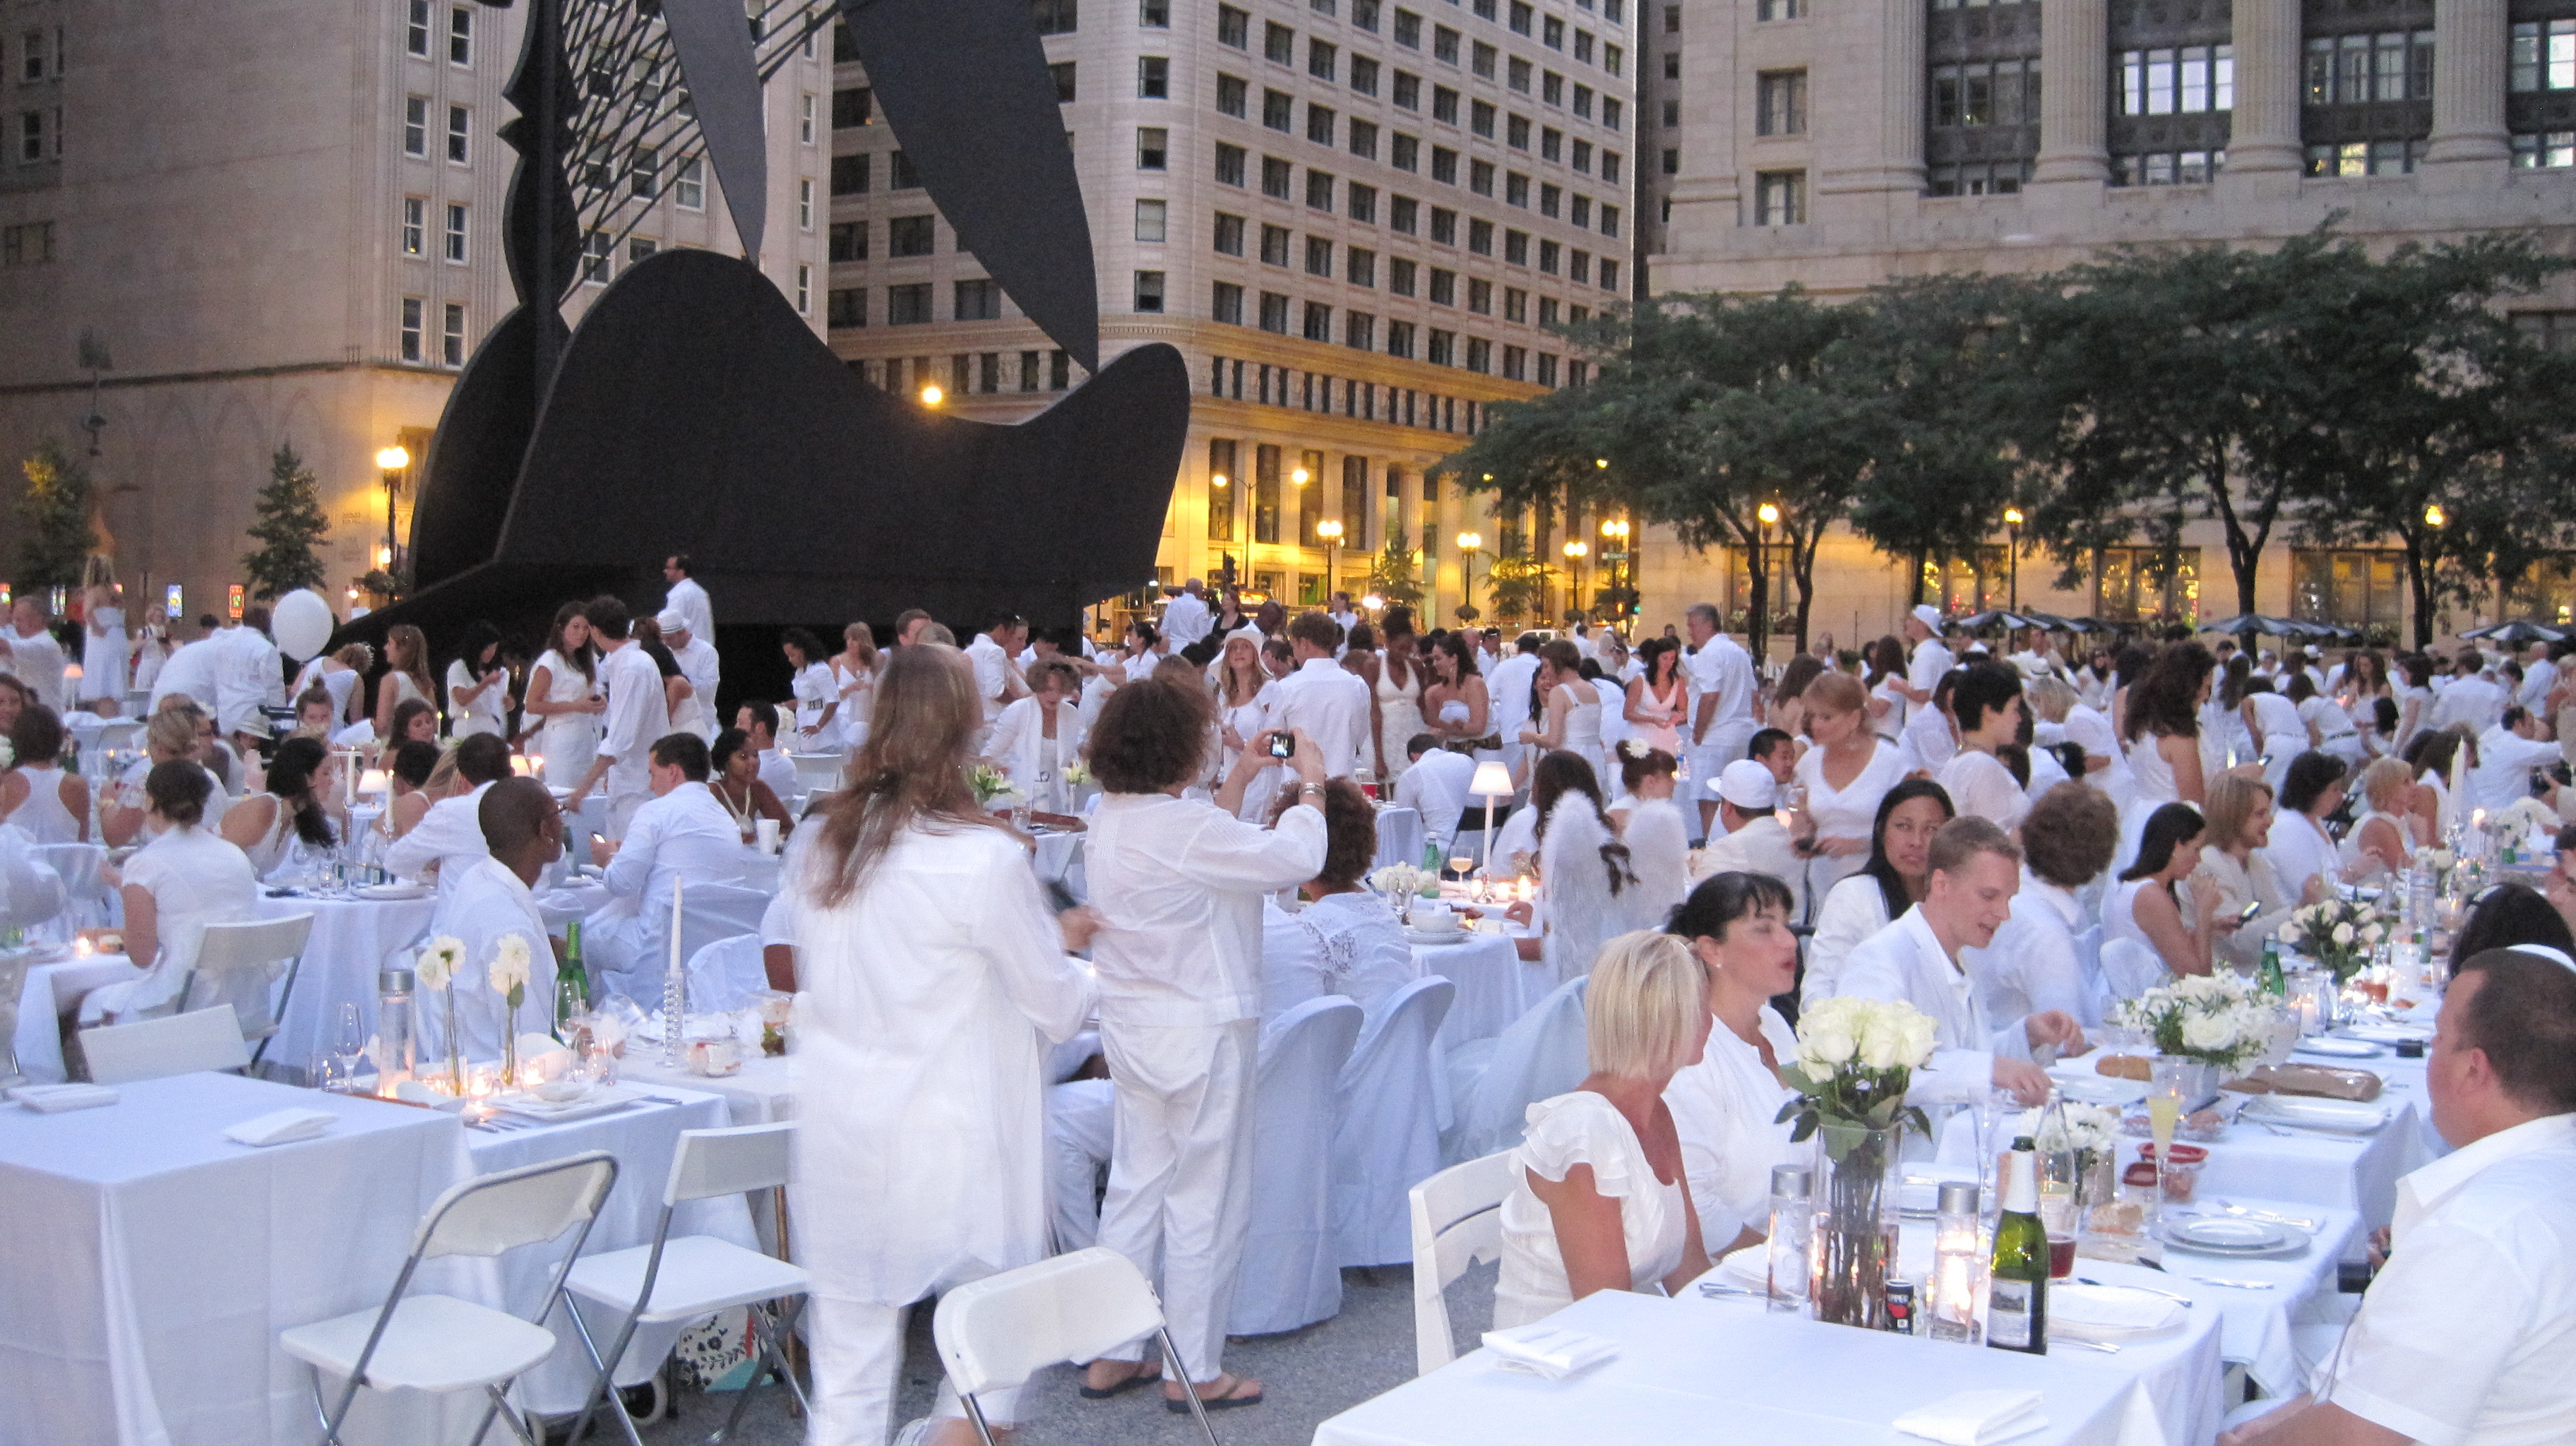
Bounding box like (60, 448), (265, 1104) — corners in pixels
(78, 583), (128, 710)
(129, 604), (172, 694)
(830, 621), (880, 751)
(2190, 773), (2297, 971)
(1790, 671), (1912, 903)
(1494, 929), (1715, 1329)
(785, 644), (1099, 1446)
(100, 705), (228, 847)
(371, 623), (435, 741)
(2340, 756), (2416, 883)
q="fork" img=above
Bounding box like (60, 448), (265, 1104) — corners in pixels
(2212, 1201), (2320, 1231)
(2058, 1337), (2123, 1354)
(2075, 1277), (2193, 1305)
(2188, 1277), (2277, 1289)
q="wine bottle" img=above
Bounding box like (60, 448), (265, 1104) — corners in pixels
(553, 919), (590, 1042)
(1987, 1135), (2049, 1355)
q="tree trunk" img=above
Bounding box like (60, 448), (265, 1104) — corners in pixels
(2404, 539), (2436, 650)
(1909, 546), (1928, 606)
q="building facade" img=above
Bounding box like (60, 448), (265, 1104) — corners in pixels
(823, 0), (1637, 626)
(0, 0), (827, 626)
(1623, 0), (2576, 657)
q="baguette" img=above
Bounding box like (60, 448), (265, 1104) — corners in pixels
(2095, 1053), (2153, 1082)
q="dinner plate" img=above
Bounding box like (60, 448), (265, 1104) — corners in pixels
(2291, 1036), (2382, 1059)
(2345, 1023), (2431, 1044)
(2049, 1072), (2149, 1108)
(1719, 1243), (1772, 1289)
(2243, 1095), (2387, 1133)
(1405, 929), (1472, 946)
(2158, 1216), (2308, 1258)
(356, 883), (431, 902)
(487, 1082), (648, 1123)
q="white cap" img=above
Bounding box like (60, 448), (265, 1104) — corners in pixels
(1911, 604), (1943, 631)
(2303, 644), (2322, 658)
(656, 609), (687, 633)
(1712, 759), (1778, 811)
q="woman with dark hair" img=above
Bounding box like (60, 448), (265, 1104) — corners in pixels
(2451, 881), (2576, 976)
(783, 645), (1099, 1446)
(1078, 677), (1326, 1414)
(1614, 742), (1690, 912)
(526, 602), (604, 787)
(782, 626), (835, 742)
(2240, 675), (2309, 792)
(2212, 653), (2256, 765)
(1423, 630), (1493, 752)
(2075, 646), (2118, 713)
(0, 704), (88, 843)
(1259, 778), (1419, 1018)
(1864, 634), (1909, 741)
(383, 738), (441, 839)
(78, 760), (259, 1026)
(2120, 640), (2216, 866)
(220, 736), (342, 876)
(2106, 801), (2219, 981)
(1362, 607), (1428, 784)
(2407, 724), (2472, 842)
(386, 697), (439, 751)
(2268, 751), (2359, 900)
(1662, 871), (1803, 1253)
(1936, 661), (2031, 829)
(710, 727), (794, 841)
(1624, 637), (1686, 757)
(1529, 749), (1650, 980)
(371, 623), (436, 742)
(444, 619), (511, 739)
(1518, 640), (1607, 785)
(2394, 651), (2438, 755)
(1766, 652), (1830, 745)
(1804, 779), (1955, 1006)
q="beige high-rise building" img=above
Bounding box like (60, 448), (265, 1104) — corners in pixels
(1621, 0), (2576, 656)
(0, 0), (828, 626)
(823, 0), (1638, 627)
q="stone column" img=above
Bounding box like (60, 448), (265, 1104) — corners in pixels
(2426, 0), (2510, 167)
(2227, 0), (2307, 174)
(2031, 0), (2109, 184)
(1880, 0), (1928, 189)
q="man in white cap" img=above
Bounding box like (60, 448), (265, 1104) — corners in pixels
(1682, 602), (1758, 843)
(1692, 758), (1806, 918)
(660, 609), (721, 741)
(1895, 604), (1954, 710)
(2298, 645), (2328, 698)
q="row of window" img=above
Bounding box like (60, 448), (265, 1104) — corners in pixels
(2120, 46), (2230, 116)
(395, 297), (470, 367)
(1221, 78), (1626, 174)
(1212, 210), (1618, 291)
(400, 97), (473, 164)
(1214, 145), (1622, 240)
(2305, 31), (2433, 108)
(1932, 59), (2039, 129)
(1207, 359), (1506, 446)
(2111, 150), (2222, 187)
(1220, 0), (1625, 73)
(397, 197), (472, 262)
(1225, 18), (1625, 112)
(402, 0), (476, 67)
(845, 351), (1079, 398)
(1208, 283), (1589, 381)
(6, 25), (66, 81)
(2514, 19), (2576, 93)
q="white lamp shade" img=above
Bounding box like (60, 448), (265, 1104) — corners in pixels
(1469, 761), (1515, 799)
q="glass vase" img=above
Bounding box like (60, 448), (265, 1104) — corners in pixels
(442, 987), (463, 1094)
(1810, 1121), (1904, 1330)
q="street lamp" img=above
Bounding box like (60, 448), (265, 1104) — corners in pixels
(2423, 503), (2446, 530)
(1317, 518), (1344, 597)
(1751, 502), (1779, 674)
(1457, 530), (1484, 618)
(2003, 505), (2025, 611)
(1563, 539), (1589, 621)
(1600, 518), (1632, 617)
(374, 444), (410, 586)
(918, 383), (944, 407)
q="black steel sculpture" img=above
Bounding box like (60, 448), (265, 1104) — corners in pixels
(344, 0), (1186, 650)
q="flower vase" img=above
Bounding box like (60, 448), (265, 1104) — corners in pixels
(501, 1024), (518, 1091)
(2156, 1055), (2219, 1109)
(442, 987), (463, 1094)
(1810, 1121), (1904, 1330)
(1390, 887), (1416, 924)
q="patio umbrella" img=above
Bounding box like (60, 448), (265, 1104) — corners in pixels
(2458, 620), (2565, 645)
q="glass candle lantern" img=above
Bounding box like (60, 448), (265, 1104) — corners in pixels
(1926, 1181), (1984, 1344)
(1766, 1164), (1813, 1315)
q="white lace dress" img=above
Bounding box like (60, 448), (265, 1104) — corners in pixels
(1494, 1091), (1690, 1330)
(531, 649), (601, 787)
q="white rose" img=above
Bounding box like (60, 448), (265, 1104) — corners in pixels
(1859, 1017), (1908, 1070)
(2331, 923), (2356, 947)
(416, 936), (464, 991)
(2182, 1013), (2235, 1052)
(1799, 1005), (1858, 1068)
(1898, 1012), (1938, 1068)
(489, 934), (532, 998)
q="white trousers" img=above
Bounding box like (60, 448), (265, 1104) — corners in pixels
(806, 1293), (999, 1446)
(606, 781), (649, 841)
(1047, 1078), (1117, 1251)
(1095, 1018), (1258, 1383)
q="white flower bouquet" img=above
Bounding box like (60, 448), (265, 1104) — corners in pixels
(967, 763), (1019, 806)
(2274, 895), (2392, 981)
(1061, 759), (1091, 788)
(2498, 796), (2558, 838)
(1775, 994), (1939, 1148)
(2115, 972), (2277, 1071)
(1367, 862), (1438, 896)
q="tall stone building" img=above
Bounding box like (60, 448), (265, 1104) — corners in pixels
(1625, 0), (2576, 655)
(0, 0), (828, 626)
(823, 0), (1638, 626)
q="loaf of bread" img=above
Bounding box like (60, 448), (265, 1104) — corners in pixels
(2095, 1054), (2153, 1081)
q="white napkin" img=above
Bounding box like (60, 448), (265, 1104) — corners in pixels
(1894, 1389), (2049, 1446)
(1480, 1322), (1618, 1380)
(223, 1107), (337, 1147)
(13, 1083), (119, 1113)
(2049, 1283), (2186, 1338)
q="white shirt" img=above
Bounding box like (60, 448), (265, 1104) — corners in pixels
(2, 623), (66, 710)
(1268, 657), (1373, 779)
(1685, 634), (1756, 746)
(1967, 871), (2097, 1029)
(1938, 748), (2029, 830)
(1664, 1005), (1800, 1246)
(1161, 592), (1213, 651)
(1257, 892), (1421, 1025)
(423, 856), (553, 1060)
(1908, 638), (1956, 698)
(669, 635), (721, 739)
(1805, 872), (1894, 1007)
(756, 746), (799, 799)
(383, 780), (495, 885)
(596, 640), (668, 794)
(1083, 790), (1328, 1028)
(1839, 904), (2029, 1106)
(2320, 1112), (2576, 1446)
(2265, 808), (2342, 901)
(662, 575), (714, 645)
(1901, 694), (1957, 771)
(210, 625), (285, 738)
(148, 637), (220, 714)
(2517, 657), (2558, 712)
(1393, 746), (1477, 848)
(602, 782), (748, 907)
(2469, 724), (2563, 817)
(1486, 650), (1543, 748)
(966, 633), (1015, 720)
(2435, 676), (2508, 735)
(1692, 813), (1808, 920)
(445, 659), (506, 739)
(81, 823), (260, 1021)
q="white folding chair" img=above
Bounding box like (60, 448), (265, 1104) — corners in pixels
(932, 1248), (1222, 1446)
(1444, 973), (1590, 1165)
(79, 1002), (252, 1084)
(684, 933), (769, 1015)
(31, 842), (98, 935)
(1408, 1151), (1513, 1374)
(1334, 976), (1456, 1267)
(179, 913), (316, 1068)
(280, 1150), (619, 1446)
(674, 884), (770, 972)
(564, 1123), (809, 1446)
(787, 751), (847, 805)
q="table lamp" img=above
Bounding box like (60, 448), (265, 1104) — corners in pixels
(1469, 759), (1515, 878)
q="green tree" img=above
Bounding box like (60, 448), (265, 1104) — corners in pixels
(1364, 527), (1426, 608)
(16, 437), (96, 590)
(1484, 546), (1554, 623)
(242, 443), (333, 599)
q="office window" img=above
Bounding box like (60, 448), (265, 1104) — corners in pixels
(1431, 145), (1459, 182)
(1352, 55), (1381, 95)
(630, 146), (658, 197)
(1431, 205), (1457, 243)
(1260, 290), (1292, 331)
(1756, 69), (1807, 134)
(1392, 132), (1421, 169)
(1355, 0), (1381, 30)
(441, 303), (467, 366)
(1429, 328), (1455, 364)
(1754, 169), (1806, 224)
(1566, 247), (1585, 280)
(444, 103), (471, 162)
(1542, 125), (1563, 160)
(1502, 345), (1526, 380)
(1217, 141), (1248, 184)
(1215, 211), (1247, 254)
(1051, 61), (1078, 101)
(1435, 25), (1460, 64)
(1474, 42), (1498, 79)
(1508, 113), (1532, 148)
(1468, 216), (1493, 252)
(1662, 147), (1679, 174)
(1135, 198), (1168, 241)
(1142, 0), (1171, 25)
(1304, 300), (1333, 340)
(1310, 38), (1337, 80)
(1220, 4), (1251, 47)
(799, 92), (817, 144)
(399, 297), (425, 362)
(1472, 100), (1496, 136)
(1349, 181), (1378, 220)
(1510, 1), (1533, 34)
(1219, 73), (1249, 115)
(1503, 285), (1527, 321)
(892, 151), (922, 187)
(1600, 203), (1619, 236)
(1602, 149), (1621, 181)
(407, 0), (431, 56)
(1602, 96), (1622, 129)
(402, 97), (428, 157)
(2512, 131), (2576, 167)
(829, 220), (868, 261)
(1306, 168), (1335, 208)
(1346, 311), (1376, 349)
(1033, 0), (1078, 34)
(1396, 7), (1423, 45)
(1510, 58), (1533, 92)
(2510, 19), (2576, 92)
(1505, 170), (1530, 205)
(794, 265), (812, 316)
(1433, 85), (1460, 123)
(1263, 154), (1294, 195)
(1505, 228), (1530, 263)
(1306, 234), (1334, 275)
(1429, 267), (1457, 304)
(890, 214), (936, 256)
(833, 87), (873, 127)
(1573, 138), (1593, 171)
(583, 229), (612, 281)
(1139, 126), (1169, 167)
(1534, 237), (1554, 270)
(1569, 193), (1588, 225)
(830, 153), (870, 195)
(1387, 319), (1417, 357)
(1138, 56), (1169, 97)
(1309, 104), (1337, 143)
(2118, 46), (2233, 114)
(1265, 88), (1295, 129)
(1466, 336), (1493, 371)
(1023, 352), (1045, 391)
(1468, 277), (1492, 312)
(1573, 83), (1594, 118)
(1390, 194), (1419, 231)
(1266, 21), (1296, 64)
(888, 283), (932, 323)
(1539, 181), (1560, 215)
(448, 4), (472, 65)
(1213, 280), (1246, 323)
(1349, 118), (1379, 158)
(1537, 352), (1558, 384)
(2303, 30), (2433, 106)
(1347, 246), (1376, 285)
(1471, 159), (1496, 193)
(1262, 222), (1292, 264)
(1390, 257), (1419, 294)
(442, 203), (467, 261)
(1134, 270), (1167, 311)
(1755, 0), (1803, 16)
(1395, 71), (1422, 108)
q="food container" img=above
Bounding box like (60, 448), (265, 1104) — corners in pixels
(2137, 1144), (2205, 1203)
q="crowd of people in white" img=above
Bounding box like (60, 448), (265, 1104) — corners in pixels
(8, 563), (2575, 1446)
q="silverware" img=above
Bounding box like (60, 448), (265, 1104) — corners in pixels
(2214, 1202), (2320, 1231)
(2075, 1277), (2193, 1305)
(2188, 1277), (2277, 1289)
(1696, 1281), (1764, 1299)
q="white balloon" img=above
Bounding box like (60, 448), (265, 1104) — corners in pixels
(272, 588), (335, 660)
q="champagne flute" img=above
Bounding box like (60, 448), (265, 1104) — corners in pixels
(2146, 1058), (2186, 1209)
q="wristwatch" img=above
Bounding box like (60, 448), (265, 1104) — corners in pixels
(1299, 782), (1327, 801)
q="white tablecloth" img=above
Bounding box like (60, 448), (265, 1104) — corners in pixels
(1313, 1288), (2170, 1446)
(255, 895), (439, 1077)
(1415, 931), (1546, 1052)
(12, 955), (143, 1083)
(2082, 1199), (2362, 1396)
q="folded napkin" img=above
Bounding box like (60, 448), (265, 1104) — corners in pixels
(2223, 1063), (2383, 1101)
(223, 1107), (337, 1147)
(2049, 1284), (2186, 1339)
(1894, 1389), (2049, 1446)
(1481, 1322), (1619, 1380)
(14, 1082), (119, 1113)
(2346, 1024), (2431, 1044)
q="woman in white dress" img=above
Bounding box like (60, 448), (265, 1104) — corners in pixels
(1422, 631), (1493, 753)
(2119, 642), (2215, 868)
(371, 624), (436, 742)
(782, 628), (837, 744)
(1661, 873), (1801, 1254)
(782, 645), (1097, 1446)
(1534, 751), (1654, 980)
(78, 585), (126, 708)
(1519, 640), (1604, 784)
(983, 657), (1087, 815)
(77, 761), (259, 1025)
(1363, 608), (1429, 783)
(830, 623), (880, 751)
(128, 605), (171, 695)
(1862, 635), (1910, 741)
(1623, 638), (1686, 758)
(443, 621), (511, 739)
(1214, 632), (1276, 823)
(2190, 774), (2298, 972)
(2267, 751), (2371, 901)
(218, 736), (342, 877)
(2340, 651), (2392, 749)
(2392, 652), (2438, 758)
(1494, 930), (1712, 1330)
(1791, 672), (1909, 904)
(1936, 662), (2032, 830)
(2287, 671), (2366, 768)
(525, 604), (604, 788)
(2104, 801), (2222, 981)
(292, 643), (374, 731)
(2340, 757), (2416, 883)
(1804, 779), (1953, 1006)
(2239, 676), (2308, 793)
(0, 705), (88, 843)
(1613, 743), (1692, 916)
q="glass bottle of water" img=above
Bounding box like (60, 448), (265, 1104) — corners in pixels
(376, 967), (417, 1084)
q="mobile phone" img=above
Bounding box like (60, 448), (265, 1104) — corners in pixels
(1268, 732), (1296, 760)
(1042, 879), (1083, 915)
(2238, 899), (2265, 924)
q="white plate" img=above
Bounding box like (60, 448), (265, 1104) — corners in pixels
(2158, 1216), (2308, 1258)
(486, 1082), (648, 1123)
(2049, 1072), (2149, 1108)
(2243, 1095), (2387, 1133)
(355, 883), (431, 902)
(1719, 1243), (1772, 1288)
(2346, 1024), (2431, 1044)
(1405, 928), (1471, 946)
(2291, 1036), (2382, 1059)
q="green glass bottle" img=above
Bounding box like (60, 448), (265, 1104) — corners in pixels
(2258, 936), (2286, 998)
(1986, 1135), (2049, 1355)
(553, 920), (590, 1042)
(1424, 838), (1444, 876)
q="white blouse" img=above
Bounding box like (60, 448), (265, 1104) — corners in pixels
(1495, 1090), (1692, 1331)
(1804, 872), (1894, 1008)
(445, 659), (506, 738)
(1938, 748), (2029, 830)
(1793, 737), (1909, 901)
(2266, 809), (2342, 902)
(1257, 891), (1421, 1024)
(1663, 1006), (1800, 1248)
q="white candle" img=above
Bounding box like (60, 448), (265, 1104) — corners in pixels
(669, 876), (685, 978)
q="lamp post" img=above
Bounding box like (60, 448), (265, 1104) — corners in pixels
(2423, 503), (2447, 646)
(1600, 518), (1631, 617)
(374, 445), (410, 585)
(918, 383), (944, 407)
(2003, 505), (2024, 611)
(1751, 501), (1779, 676)
(1318, 518), (1344, 599)
(1457, 530), (1484, 619)
(1563, 539), (1589, 621)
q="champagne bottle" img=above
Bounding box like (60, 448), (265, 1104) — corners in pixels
(553, 920), (590, 1042)
(1987, 1135), (2049, 1355)
(2258, 936), (2286, 998)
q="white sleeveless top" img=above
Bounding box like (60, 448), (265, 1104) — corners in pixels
(2125, 731), (2181, 808)
(2102, 876), (2159, 956)
(2339, 808), (2408, 878)
(1558, 680), (1605, 772)
(1495, 1090), (1690, 1331)
(8, 765), (82, 844)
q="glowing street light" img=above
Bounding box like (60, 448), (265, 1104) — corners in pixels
(2423, 503), (2447, 529)
(2003, 506), (2025, 609)
(1563, 539), (1590, 620)
(1317, 518), (1345, 588)
(375, 444), (411, 591)
(919, 383), (945, 406)
(1292, 467), (1311, 486)
(1751, 502), (1781, 673)
(1457, 531), (1485, 615)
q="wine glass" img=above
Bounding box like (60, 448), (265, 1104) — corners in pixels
(328, 1003), (366, 1092)
(1447, 852), (1474, 884)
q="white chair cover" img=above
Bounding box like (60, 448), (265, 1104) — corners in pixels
(1333, 976), (1455, 1267)
(2097, 937), (2169, 1010)
(2071, 924), (2106, 1027)
(685, 933), (768, 1014)
(676, 884), (771, 974)
(1373, 807), (1426, 871)
(31, 843), (99, 933)
(1225, 996), (1364, 1337)
(1442, 973), (1590, 1166)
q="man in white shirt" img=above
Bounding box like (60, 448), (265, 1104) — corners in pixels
(384, 734), (513, 888)
(0, 598), (66, 710)
(1395, 734), (1477, 849)
(657, 609), (722, 741)
(568, 595), (669, 839)
(2469, 707), (2563, 817)
(1486, 633), (1544, 751)
(207, 607), (287, 749)
(734, 700), (801, 799)
(1327, 590), (1361, 646)
(421, 777), (565, 1061)
(1475, 627), (1503, 674)
(2517, 641), (2558, 713)
(1683, 602), (1758, 839)
(661, 553), (713, 647)
(1692, 759), (1808, 918)
(1267, 611), (1372, 778)
(966, 615), (1030, 724)
(148, 617), (223, 715)
(2007, 626), (2060, 681)
(2221, 947), (2576, 1446)
(1837, 818), (2085, 1106)
(2434, 651), (2508, 735)
(584, 731), (750, 1000)
(1161, 578), (1214, 655)
(1969, 783), (2121, 1029)
(1895, 604), (1955, 712)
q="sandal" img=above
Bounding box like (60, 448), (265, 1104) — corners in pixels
(1078, 1361), (1161, 1399)
(1164, 1374), (1264, 1413)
